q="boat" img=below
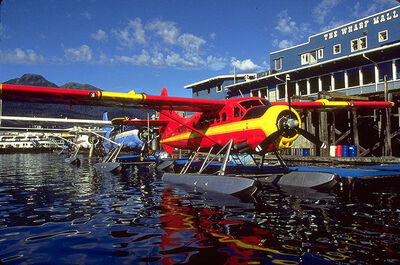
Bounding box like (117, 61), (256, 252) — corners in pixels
(0, 132), (65, 153)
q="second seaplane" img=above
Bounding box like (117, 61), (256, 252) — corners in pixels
(0, 84), (393, 196)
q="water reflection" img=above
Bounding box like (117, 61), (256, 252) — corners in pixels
(0, 153), (399, 264)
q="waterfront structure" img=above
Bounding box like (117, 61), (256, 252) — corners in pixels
(185, 6), (400, 157)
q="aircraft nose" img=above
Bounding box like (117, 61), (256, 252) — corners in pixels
(276, 109), (301, 138)
(281, 117), (299, 130)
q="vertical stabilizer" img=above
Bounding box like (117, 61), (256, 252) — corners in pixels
(158, 88), (182, 154)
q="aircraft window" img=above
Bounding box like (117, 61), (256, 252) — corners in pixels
(234, 106), (240, 117)
(222, 112), (227, 122)
(261, 99), (272, 107)
(239, 100), (263, 110)
(242, 106), (268, 120)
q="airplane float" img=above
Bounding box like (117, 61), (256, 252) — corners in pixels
(0, 83), (394, 196)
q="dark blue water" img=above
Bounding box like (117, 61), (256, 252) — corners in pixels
(0, 153), (399, 264)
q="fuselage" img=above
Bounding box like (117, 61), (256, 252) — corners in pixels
(159, 97), (301, 154)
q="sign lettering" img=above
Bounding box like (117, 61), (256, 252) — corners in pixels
(324, 9), (398, 41)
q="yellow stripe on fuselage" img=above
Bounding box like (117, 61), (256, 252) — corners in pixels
(160, 118), (263, 144)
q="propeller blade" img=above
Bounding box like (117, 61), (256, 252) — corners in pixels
(256, 129), (284, 153)
(296, 128), (327, 149)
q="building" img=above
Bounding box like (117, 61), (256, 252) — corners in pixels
(184, 74), (257, 100)
(185, 6), (400, 157)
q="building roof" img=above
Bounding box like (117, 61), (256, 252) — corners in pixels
(225, 41), (400, 91)
(184, 74), (255, 89)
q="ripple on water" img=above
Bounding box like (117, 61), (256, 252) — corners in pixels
(0, 153), (400, 264)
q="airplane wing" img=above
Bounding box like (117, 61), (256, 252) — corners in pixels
(0, 84), (225, 112)
(0, 116), (111, 126)
(111, 118), (169, 127)
(0, 126), (105, 134)
(272, 99), (393, 109)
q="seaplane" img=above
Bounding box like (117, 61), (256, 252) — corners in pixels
(0, 112), (149, 167)
(0, 83), (393, 196)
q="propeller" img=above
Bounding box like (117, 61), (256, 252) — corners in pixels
(256, 109), (327, 154)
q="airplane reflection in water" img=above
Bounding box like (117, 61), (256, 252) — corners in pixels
(159, 187), (342, 264)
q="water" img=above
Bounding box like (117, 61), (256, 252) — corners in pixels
(0, 153), (399, 264)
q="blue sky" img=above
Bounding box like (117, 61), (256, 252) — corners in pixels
(0, 0), (399, 97)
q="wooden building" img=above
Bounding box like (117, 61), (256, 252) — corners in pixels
(185, 6), (400, 158)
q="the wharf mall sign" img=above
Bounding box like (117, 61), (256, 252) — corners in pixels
(324, 9), (398, 41)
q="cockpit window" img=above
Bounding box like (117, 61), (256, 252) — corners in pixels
(239, 99), (265, 110)
(261, 99), (272, 107)
(242, 106), (268, 120)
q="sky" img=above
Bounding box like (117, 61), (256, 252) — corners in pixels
(0, 0), (399, 97)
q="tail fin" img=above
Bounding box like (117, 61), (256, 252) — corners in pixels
(158, 88), (182, 154)
(102, 111), (113, 153)
(103, 111), (108, 121)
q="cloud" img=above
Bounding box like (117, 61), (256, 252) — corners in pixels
(207, 56), (227, 71)
(313, 0), (340, 25)
(272, 10), (312, 49)
(146, 20), (179, 45)
(116, 49), (164, 67)
(57, 18), (228, 71)
(231, 58), (261, 72)
(351, 0), (395, 18)
(272, 39), (294, 49)
(275, 10), (298, 35)
(83, 11), (92, 20)
(91, 29), (108, 41)
(0, 48), (46, 64)
(178, 33), (206, 55)
(64, 45), (93, 62)
(112, 18), (146, 49)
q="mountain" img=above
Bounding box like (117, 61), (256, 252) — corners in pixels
(4, 73), (58, 88)
(1, 74), (152, 125)
(61, 82), (101, 91)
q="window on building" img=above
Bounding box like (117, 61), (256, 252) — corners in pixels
(351, 37), (367, 52)
(333, 44), (341, 55)
(351, 39), (359, 52)
(288, 82), (295, 98)
(360, 37), (367, 49)
(334, 71), (345, 89)
(216, 85), (222, 93)
(318, 49), (324, 59)
(274, 58), (282, 70)
(378, 30), (388, 42)
(321, 74), (331, 91)
(298, 80), (307, 95)
(378, 61), (393, 82)
(260, 88), (268, 98)
(309, 50), (317, 64)
(301, 53), (309, 65)
(396, 59), (400, 79)
(362, 65), (375, 84)
(216, 115), (220, 123)
(277, 84), (285, 99)
(309, 77), (319, 94)
(347, 68), (360, 87)
(301, 48), (323, 65)
(251, 89), (259, 97)
(269, 91), (276, 102)
(206, 88), (210, 94)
